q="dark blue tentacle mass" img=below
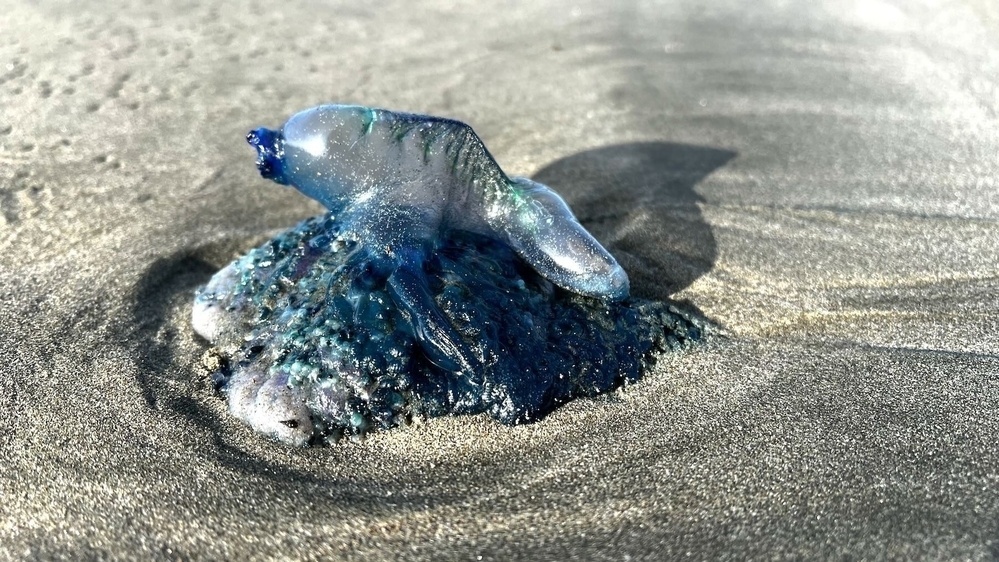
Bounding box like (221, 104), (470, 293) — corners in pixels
(194, 214), (706, 444)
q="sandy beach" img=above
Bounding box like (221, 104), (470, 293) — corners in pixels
(2, 0), (999, 558)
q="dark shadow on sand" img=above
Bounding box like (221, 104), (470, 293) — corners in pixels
(130, 253), (217, 409)
(532, 142), (735, 299)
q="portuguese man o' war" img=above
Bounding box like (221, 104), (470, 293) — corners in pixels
(192, 105), (706, 445)
(248, 105), (629, 374)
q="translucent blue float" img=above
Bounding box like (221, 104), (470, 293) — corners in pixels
(192, 105), (704, 445)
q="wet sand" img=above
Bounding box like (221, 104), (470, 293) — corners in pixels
(2, 0), (999, 558)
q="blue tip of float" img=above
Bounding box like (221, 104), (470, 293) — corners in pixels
(246, 127), (287, 184)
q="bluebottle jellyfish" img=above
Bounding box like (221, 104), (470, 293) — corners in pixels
(192, 105), (705, 445)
